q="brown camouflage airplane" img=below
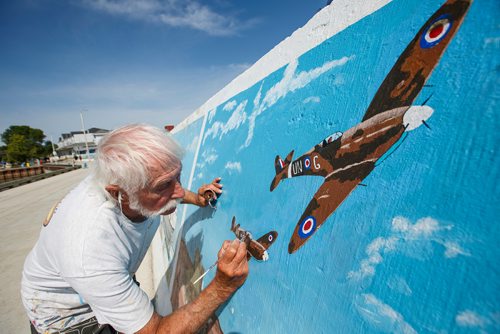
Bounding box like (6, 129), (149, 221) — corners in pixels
(270, 0), (471, 254)
(230, 216), (278, 261)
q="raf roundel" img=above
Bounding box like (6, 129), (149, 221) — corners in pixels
(298, 216), (317, 239)
(420, 15), (453, 49)
(268, 234), (273, 242)
(279, 158), (285, 169)
(304, 156), (311, 170)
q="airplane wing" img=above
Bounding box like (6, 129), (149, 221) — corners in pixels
(256, 231), (278, 250)
(362, 0), (471, 121)
(288, 162), (373, 253)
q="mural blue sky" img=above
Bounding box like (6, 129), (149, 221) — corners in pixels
(0, 0), (328, 141)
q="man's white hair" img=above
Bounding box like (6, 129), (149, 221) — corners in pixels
(92, 124), (184, 198)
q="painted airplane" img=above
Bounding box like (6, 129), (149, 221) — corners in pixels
(270, 0), (471, 254)
(231, 216), (278, 261)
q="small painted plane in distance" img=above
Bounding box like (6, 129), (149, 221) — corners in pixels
(231, 216), (278, 261)
(270, 0), (472, 254)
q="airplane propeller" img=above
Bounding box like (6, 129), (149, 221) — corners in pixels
(422, 93), (434, 106)
(422, 120), (432, 130)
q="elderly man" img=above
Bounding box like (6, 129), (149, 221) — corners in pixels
(22, 124), (249, 334)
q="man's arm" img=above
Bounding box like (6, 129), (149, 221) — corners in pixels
(182, 177), (222, 207)
(137, 239), (248, 334)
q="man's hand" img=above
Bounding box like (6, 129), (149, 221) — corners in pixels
(196, 177), (223, 207)
(138, 239), (249, 334)
(212, 239), (249, 300)
(181, 177), (222, 207)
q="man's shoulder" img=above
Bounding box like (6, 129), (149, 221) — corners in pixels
(45, 178), (124, 274)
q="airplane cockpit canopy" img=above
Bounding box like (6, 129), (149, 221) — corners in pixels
(319, 131), (343, 147)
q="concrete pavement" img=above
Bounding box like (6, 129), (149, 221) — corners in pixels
(0, 168), (89, 333)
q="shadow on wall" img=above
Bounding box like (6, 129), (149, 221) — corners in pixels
(153, 206), (225, 333)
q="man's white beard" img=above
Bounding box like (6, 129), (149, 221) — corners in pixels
(128, 196), (181, 218)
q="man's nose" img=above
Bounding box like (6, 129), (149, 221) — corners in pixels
(171, 181), (185, 199)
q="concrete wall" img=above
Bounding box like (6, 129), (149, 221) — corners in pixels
(147, 0), (499, 332)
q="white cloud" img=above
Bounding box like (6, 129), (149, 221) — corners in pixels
(348, 236), (398, 281)
(303, 96), (321, 104)
(223, 100), (237, 111)
(392, 216), (445, 239)
(443, 241), (470, 258)
(483, 37), (500, 48)
(348, 216), (469, 281)
(356, 294), (417, 334)
(80, 0), (255, 36)
(207, 108), (217, 123)
(197, 148), (218, 169)
(243, 56), (352, 148)
(204, 100), (248, 143)
(198, 56), (351, 149)
(186, 135), (199, 153)
(386, 276), (412, 296)
(456, 310), (490, 328)
(225, 161), (241, 174)
(202, 148), (217, 164)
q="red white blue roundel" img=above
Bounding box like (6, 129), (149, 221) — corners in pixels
(303, 156), (311, 170)
(268, 234), (274, 242)
(420, 15), (453, 49)
(278, 158), (285, 169)
(298, 216), (317, 239)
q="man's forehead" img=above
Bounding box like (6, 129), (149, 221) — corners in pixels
(149, 164), (182, 185)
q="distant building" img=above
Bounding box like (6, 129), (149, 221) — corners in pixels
(57, 128), (109, 158)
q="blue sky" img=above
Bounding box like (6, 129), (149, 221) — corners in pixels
(0, 0), (327, 143)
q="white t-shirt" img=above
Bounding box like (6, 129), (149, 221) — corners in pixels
(22, 177), (160, 333)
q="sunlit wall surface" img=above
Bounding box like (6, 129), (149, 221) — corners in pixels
(151, 0), (499, 332)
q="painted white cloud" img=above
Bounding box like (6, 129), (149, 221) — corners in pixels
(303, 96), (321, 104)
(200, 56), (351, 149)
(386, 276), (412, 296)
(243, 56), (353, 148)
(202, 148), (217, 164)
(204, 100), (248, 143)
(80, 0), (255, 36)
(348, 236), (398, 281)
(392, 216), (446, 240)
(223, 100), (237, 111)
(348, 216), (469, 281)
(197, 148), (218, 169)
(443, 241), (471, 258)
(225, 161), (241, 174)
(483, 37), (500, 48)
(356, 294), (417, 334)
(186, 135), (199, 153)
(207, 108), (217, 123)
(456, 310), (490, 328)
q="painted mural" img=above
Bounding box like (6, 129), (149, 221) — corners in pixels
(150, 0), (499, 333)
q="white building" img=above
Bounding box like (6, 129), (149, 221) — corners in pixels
(57, 128), (109, 159)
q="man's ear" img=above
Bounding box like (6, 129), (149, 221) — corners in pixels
(105, 185), (121, 200)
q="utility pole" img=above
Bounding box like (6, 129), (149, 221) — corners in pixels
(80, 111), (90, 163)
(50, 135), (57, 156)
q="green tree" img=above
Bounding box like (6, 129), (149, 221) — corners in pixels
(6, 134), (37, 162)
(1, 125), (52, 162)
(0, 145), (6, 161)
(1, 125), (45, 146)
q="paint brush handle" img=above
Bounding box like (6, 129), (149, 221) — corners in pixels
(192, 260), (218, 285)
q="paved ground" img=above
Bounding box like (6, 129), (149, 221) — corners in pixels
(0, 168), (89, 333)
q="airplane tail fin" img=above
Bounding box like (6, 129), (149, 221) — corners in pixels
(270, 150), (294, 192)
(230, 216), (237, 232)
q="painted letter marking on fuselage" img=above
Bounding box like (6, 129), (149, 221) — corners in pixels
(313, 155), (321, 170)
(292, 160), (303, 175)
